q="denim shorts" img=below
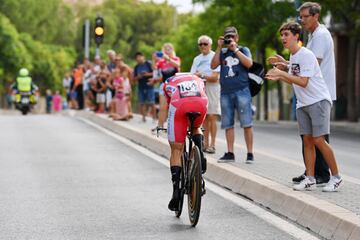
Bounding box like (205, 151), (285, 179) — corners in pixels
(138, 87), (155, 104)
(221, 88), (253, 129)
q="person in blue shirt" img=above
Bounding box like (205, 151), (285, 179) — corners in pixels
(211, 26), (255, 163)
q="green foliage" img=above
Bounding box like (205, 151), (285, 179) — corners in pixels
(0, 2), (76, 92)
(316, 0), (360, 39)
(0, 13), (32, 81)
(0, 0), (76, 45)
(20, 34), (76, 93)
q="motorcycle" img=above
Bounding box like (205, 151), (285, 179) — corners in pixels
(15, 92), (34, 115)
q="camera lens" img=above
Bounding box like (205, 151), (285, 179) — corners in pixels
(224, 39), (231, 45)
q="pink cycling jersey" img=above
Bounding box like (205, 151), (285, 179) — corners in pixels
(163, 74), (208, 143)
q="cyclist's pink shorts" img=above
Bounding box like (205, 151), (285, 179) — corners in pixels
(167, 97), (207, 143)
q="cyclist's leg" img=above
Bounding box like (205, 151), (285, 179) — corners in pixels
(192, 128), (206, 174)
(167, 104), (187, 211)
(191, 100), (208, 174)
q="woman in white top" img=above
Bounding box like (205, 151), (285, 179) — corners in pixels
(190, 35), (220, 154)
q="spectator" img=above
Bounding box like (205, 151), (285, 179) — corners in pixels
(134, 52), (155, 122)
(269, 2), (336, 186)
(45, 89), (53, 114)
(107, 49), (116, 72)
(151, 43), (181, 130)
(296, 1), (336, 185)
(53, 90), (62, 113)
(5, 85), (13, 109)
(62, 72), (72, 104)
(109, 67), (129, 120)
(191, 35), (220, 154)
(93, 55), (102, 73)
(69, 68), (78, 109)
(211, 26), (254, 163)
(72, 63), (84, 109)
(83, 61), (93, 110)
(95, 72), (108, 113)
(266, 21), (342, 192)
(116, 55), (134, 118)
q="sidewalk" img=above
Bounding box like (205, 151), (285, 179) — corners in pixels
(255, 120), (360, 135)
(71, 110), (360, 240)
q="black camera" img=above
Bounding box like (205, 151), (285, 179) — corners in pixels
(223, 38), (232, 45)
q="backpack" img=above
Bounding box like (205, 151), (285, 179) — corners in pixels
(239, 47), (264, 97)
(248, 61), (265, 97)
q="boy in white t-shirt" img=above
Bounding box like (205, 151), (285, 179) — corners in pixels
(266, 22), (342, 192)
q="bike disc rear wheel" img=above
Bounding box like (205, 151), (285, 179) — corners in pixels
(187, 146), (202, 226)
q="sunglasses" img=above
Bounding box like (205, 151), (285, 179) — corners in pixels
(198, 43), (209, 46)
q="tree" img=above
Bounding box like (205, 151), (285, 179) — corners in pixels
(0, 13), (32, 80)
(0, 0), (76, 46)
(317, 0), (360, 121)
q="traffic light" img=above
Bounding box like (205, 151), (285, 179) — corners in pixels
(94, 17), (104, 45)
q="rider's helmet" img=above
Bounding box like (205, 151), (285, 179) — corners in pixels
(19, 68), (29, 77)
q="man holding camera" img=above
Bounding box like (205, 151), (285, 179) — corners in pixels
(211, 26), (255, 163)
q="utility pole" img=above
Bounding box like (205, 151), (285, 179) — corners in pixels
(84, 19), (90, 59)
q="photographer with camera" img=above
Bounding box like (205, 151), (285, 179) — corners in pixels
(211, 26), (255, 163)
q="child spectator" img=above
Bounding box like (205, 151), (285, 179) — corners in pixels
(45, 89), (53, 114)
(53, 90), (62, 113)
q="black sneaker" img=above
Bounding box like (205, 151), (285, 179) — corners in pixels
(246, 153), (254, 164)
(292, 173), (306, 183)
(316, 176), (330, 187)
(168, 188), (180, 211)
(217, 152), (235, 163)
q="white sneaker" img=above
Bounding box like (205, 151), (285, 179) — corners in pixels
(293, 177), (316, 191)
(322, 176), (342, 192)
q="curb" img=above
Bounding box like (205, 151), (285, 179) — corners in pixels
(73, 111), (360, 240)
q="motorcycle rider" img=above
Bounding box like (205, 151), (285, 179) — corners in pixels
(11, 68), (39, 105)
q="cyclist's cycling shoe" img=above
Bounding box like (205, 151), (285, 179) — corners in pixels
(201, 157), (207, 174)
(168, 189), (180, 211)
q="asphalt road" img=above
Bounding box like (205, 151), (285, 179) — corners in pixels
(0, 114), (318, 240)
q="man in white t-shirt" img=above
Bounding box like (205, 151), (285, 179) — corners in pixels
(191, 35), (220, 154)
(268, 2), (336, 185)
(292, 2), (336, 185)
(266, 22), (342, 192)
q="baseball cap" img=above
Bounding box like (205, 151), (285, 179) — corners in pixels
(224, 26), (238, 37)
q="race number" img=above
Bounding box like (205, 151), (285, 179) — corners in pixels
(177, 80), (200, 98)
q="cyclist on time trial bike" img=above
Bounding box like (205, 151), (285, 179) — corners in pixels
(161, 73), (208, 211)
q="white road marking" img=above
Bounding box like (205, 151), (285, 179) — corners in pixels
(216, 138), (360, 185)
(79, 117), (320, 240)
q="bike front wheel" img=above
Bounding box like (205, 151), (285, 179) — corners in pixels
(187, 145), (202, 227)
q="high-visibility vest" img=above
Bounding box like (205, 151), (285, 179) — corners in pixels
(16, 76), (32, 92)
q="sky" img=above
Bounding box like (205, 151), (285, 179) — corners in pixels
(149, 0), (205, 13)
